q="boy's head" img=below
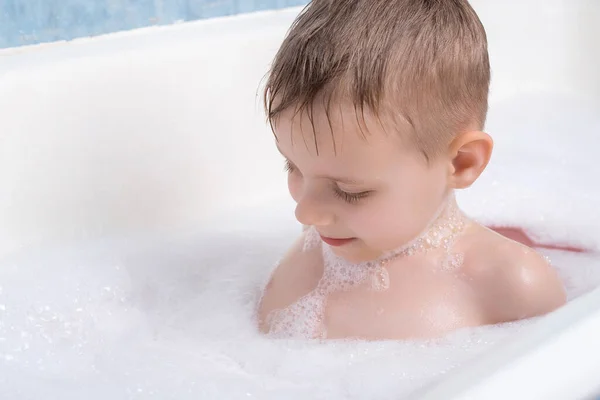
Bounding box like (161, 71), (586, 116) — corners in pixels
(264, 0), (493, 261)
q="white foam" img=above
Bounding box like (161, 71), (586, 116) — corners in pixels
(1, 188), (599, 400)
(0, 3), (598, 399)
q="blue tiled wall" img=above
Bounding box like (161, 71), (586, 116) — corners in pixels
(0, 0), (308, 49)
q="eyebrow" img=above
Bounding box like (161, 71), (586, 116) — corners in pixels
(276, 145), (366, 185)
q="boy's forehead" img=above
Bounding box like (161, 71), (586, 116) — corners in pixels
(274, 102), (403, 157)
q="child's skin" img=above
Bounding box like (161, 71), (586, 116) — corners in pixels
(257, 102), (566, 340)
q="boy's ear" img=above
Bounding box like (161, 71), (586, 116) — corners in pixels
(447, 131), (493, 189)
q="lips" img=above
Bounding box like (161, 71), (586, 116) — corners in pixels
(319, 235), (356, 247)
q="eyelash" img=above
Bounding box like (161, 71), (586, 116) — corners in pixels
(332, 187), (371, 204)
(284, 160), (371, 204)
(284, 160), (295, 174)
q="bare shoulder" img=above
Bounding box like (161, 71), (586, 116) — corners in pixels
(265, 231), (322, 294)
(466, 226), (567, 323)
(257, 230), (322, 331)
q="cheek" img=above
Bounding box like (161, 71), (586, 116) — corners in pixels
(345, 200), (421, 251)
(344, 171), (447, 249)
(365, 203), (406, 234)
(341, 198), (403, 239)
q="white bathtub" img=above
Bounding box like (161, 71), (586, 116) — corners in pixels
(0, 1), (599, 399)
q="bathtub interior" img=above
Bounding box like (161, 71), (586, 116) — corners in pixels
(0, 2), (599, 399)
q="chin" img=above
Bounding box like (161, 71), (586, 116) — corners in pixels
(330, 243), (376, 263)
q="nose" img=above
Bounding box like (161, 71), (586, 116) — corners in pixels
(294, 191), (334, 227)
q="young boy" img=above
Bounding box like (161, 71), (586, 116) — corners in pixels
(257, 0), (566, 340)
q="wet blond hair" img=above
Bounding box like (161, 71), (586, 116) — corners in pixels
(263, 0), (490, 160)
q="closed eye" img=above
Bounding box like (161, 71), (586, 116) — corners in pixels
(284, 159), (371, 203)
(332, 186), (372, 204)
